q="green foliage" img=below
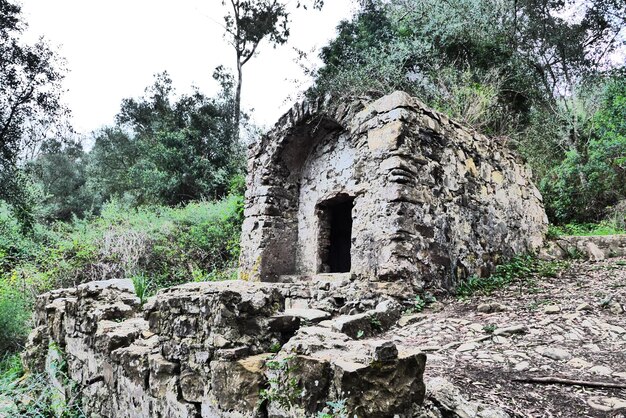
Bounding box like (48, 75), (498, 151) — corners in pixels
(260, 356), (303, 411)
(0, 281), (31, 354)
(409, 293), (436, 313)
(541, 76), (626, 222)
(548, 221), (626, 237)
(131, 274), (152, 305)
(87, 72), (243, 209)
(0, 0), (69, 231)
(317, 399), (349, 418)
(413, 295), (426, 313)
(312, 0), (626, 223)
(0, 351), (86, 417)
(1, 194), (244, 293)
(482, 324), (497, 334)
(26, 139), (93, 222)
(457, 255), (568, 297)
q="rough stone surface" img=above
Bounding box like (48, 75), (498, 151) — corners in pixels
(23, 279), (426, 418)
(240, 91), (547, 293)
(541, 234), (626, 261)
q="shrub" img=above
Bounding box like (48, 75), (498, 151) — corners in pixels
(1, 194), (244, 295)
(0, 281), (31, 354)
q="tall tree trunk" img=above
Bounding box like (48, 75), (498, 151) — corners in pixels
(234, 60), (242, 143)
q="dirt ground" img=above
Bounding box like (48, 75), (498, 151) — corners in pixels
(389, 257), (626, 418)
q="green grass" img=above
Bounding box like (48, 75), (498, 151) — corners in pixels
(1, 194), (243, 292)
(547, 221), (626, 238)
(456, 255), (568, 297)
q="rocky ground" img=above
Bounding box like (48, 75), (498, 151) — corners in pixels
(389, 257), (626, 418)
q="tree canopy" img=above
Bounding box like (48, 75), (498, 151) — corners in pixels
(0, 0), (68, 230)
(86, 72), (242, 209)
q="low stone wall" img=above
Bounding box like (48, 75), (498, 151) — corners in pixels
(540, 235), (626, 261)
(23, 279), (426, 418)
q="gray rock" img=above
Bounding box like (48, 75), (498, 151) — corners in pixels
(587, 396), (626, 412)
(494, 324), (528, 336)
(427, 377), (510, 418)
(283, 308), (331, 323)
(537, 346), (572, 361)
(543, 305), (561, 314)
(477, 303), (507, 313)
(589, 365), (613, 376)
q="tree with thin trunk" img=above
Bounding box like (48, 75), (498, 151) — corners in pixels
(219, 0), (324, 141)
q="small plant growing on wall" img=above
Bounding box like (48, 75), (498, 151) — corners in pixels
(131, 273), (152, 305)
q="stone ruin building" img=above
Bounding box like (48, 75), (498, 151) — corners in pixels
(21, 92), (548, 418)
(240, 91), (547, 294)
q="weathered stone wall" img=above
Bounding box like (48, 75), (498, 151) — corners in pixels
(240, 91), (548, 292)
(23, 279), (426, 418)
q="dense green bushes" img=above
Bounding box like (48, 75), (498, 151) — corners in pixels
(0, 283), (30, 354)
(0, 194), (244, 353)
(541, 78), (626, 223)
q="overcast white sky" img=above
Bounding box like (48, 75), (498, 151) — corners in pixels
(19, 0), (356, 135)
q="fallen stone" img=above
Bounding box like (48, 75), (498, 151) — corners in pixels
(491, 336), (509, 344)
(332, 299), (402, 339)
(585, 242), (605, 261)
(576, 302), (593, 312)
(543, 305), (561, 314)
(368, 340), (398, 362)
(477, 303), (507, 314)
(427, 377), (510, 418)
(589, 365), (613, 376)
(494, 324), (528, 336)
(537, 347), (572, 361)
(514, 361), (530, 372)
(587, 396), (626, 412)
(398, 312), (426, 327)
(283, 308), (331, 323)
(609, 301), (624, 315)
(468, 323), (485, 333)
(600, 322), (626, 334)
(567, 357), (592, 369)
(457, 342), (480, 352)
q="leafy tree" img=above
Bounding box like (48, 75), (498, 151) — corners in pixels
(218, 0), (324, 140)
(27, 138), (93, 222)
(542, 73), (626, 222)
(87, 72), (242, 207)
(0, 0), (68, 230)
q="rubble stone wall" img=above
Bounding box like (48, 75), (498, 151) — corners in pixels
(240, 91), (548, 292)
(23, 279), (426, 418)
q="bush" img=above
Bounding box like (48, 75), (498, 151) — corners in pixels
(541, 77), (626, 223)
(1, 194), (244, 292)
(0, 281), (31, 354)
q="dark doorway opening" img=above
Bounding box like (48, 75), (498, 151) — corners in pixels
(319, 196), (354, 273)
